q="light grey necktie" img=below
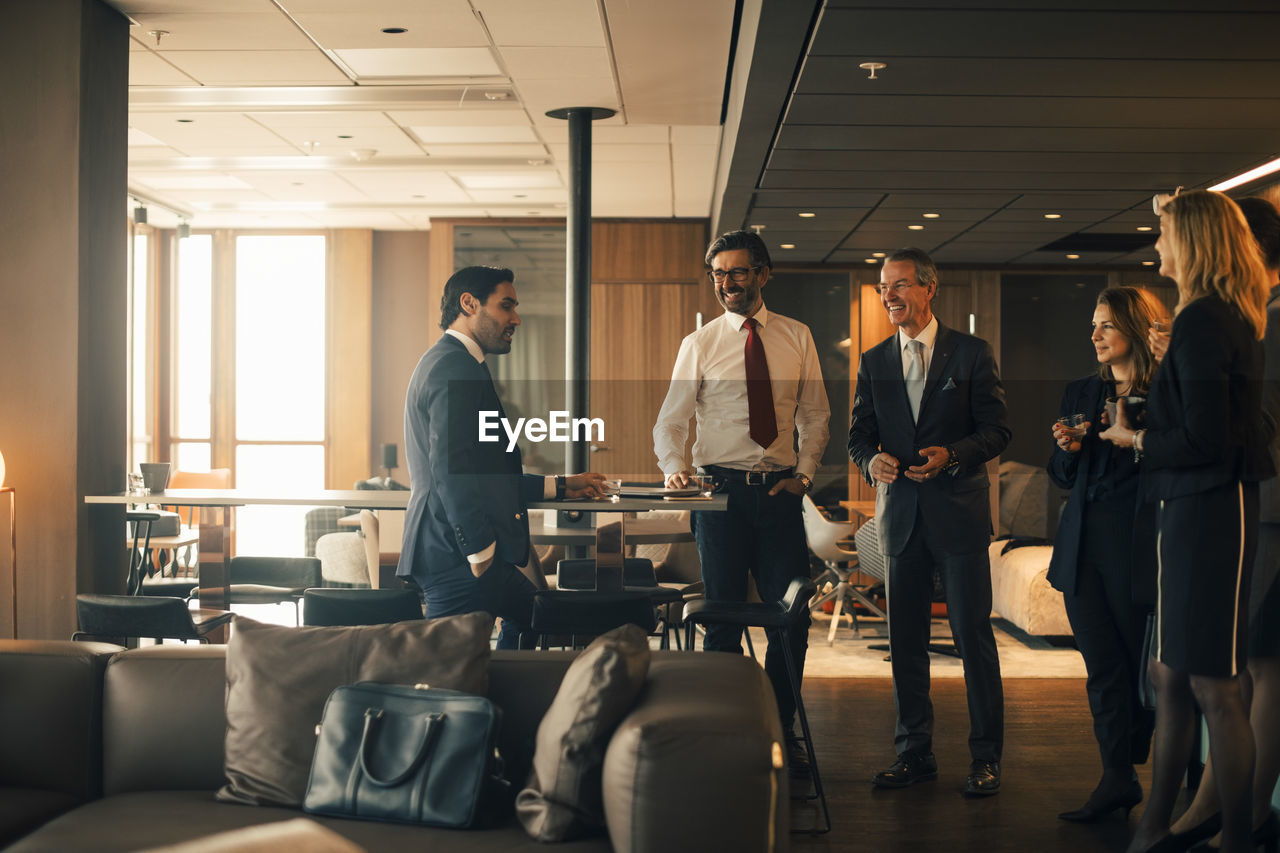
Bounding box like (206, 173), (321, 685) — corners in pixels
(906, 339), (925, 422)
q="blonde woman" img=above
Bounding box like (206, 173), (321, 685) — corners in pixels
(1101, 189), (1272, 853)
(1047, 286), (1168, 823)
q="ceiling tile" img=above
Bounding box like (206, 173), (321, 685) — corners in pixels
(474, 0), (606, 47)
(336, 170), (471, 201)
(129, 51), (200, 85)
(464, 189), (566, 204)
(520, 79), (622, 118)
(290, 10), (489, 49)
(333, 47), (500, 78)
(411, 125), (539, 144)
(127, 12), (315, 50)
(453, 172), (562, 190)
(389, 108), (529, 126)
(132, 173), (255, 190)
(157, 50), (351, 85)
(501, 47), (611, 80)
(247, 111), (400, 129)
(547, 143), (669, 163)
(420, 144), (550, 160)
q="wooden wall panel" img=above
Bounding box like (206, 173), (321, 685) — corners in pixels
(591, 221), (708, 283)
(328, 230), (373, 489)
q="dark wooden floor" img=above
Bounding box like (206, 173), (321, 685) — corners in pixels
(790, 678), (1155, 853)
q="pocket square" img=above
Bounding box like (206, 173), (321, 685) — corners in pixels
(941, 377), (958, 391)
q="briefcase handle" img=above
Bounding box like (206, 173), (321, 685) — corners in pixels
(358, 708), (445, 787)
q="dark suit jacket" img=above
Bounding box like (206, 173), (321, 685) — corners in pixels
(1045, 375), (1157, 604)
(1142, 295), (1273, 502)
(396, 334), (544, 587)
(848, 322), (1011, 557)
(1260, 285), (1280, 523)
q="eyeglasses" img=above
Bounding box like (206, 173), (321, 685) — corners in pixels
(1152, 185), (1183, 216)
(874, 281), (920, 296)
(706, 266), (759, 284)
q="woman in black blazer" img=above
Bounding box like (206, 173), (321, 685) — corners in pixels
(1048, 286), (1167, 823)
(1101, 189), (1272, 853)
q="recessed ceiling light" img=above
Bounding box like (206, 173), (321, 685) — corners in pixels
(1044, 213), (1061, 219)
(514, 194), (527, 199)
(176, 118), (194, 123)
(780, 243), (796, 249)
(908, 225), (924, 231)
(1137, 226), (1153, 232)
(412, 194), (425, 199)
(864, 258), (877, 263)
(872, 252), (886, 258)
(922, 213), (940, 219)
(1142, 260), (1156, 266)
(1066, 254), (1080, 259)
(381, 27), (407, 34)
(798, 212), (816, 218)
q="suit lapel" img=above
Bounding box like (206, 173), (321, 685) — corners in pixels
(917, 323), (953, 417)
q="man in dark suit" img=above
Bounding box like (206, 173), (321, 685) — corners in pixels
(848, 247), (1011, 796)
(397, 266), (604, 648)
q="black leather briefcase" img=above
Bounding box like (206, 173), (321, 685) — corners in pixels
(304, 682), (508, 828)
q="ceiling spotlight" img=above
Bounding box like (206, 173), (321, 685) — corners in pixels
(1066, 254), (1080, 259)
(1142, 260), (1156, 266)
(798, 212), (816, 218)
(381, 26), (408, 34)
(177, 220), (191, 239)
(749, 224), (766, 234)
(922, 213), (940, 219)
(908, 225), (924, 231)
(1043, 213), (1062, 219)
(133, 201), (147, 224)
(864, 258), (877, 264)
(350, 148), (378, 161)
(147, 29), (169, 46)
(859, 61), (886, 79)
(872, 252), (886, 258)
(780, 243), (796, 249)
(1137, 225), (1153, 232)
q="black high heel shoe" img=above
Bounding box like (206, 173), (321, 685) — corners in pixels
(1189, 808), (1280, 852)
(1171, 813), (1221, 849)
(1058, 778), (1144, 822)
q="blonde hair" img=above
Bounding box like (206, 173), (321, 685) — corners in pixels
(1161, 189), (1268, 340)
(1095, 286), (1169, 395)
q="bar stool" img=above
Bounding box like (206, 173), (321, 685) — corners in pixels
(683, 576), (829, 834)
(530, 589), (657, 650)
(73, 594), (232, 646)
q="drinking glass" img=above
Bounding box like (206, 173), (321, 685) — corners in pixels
(600, 478), (622, 503)
(691, 473), (715, 497)
(1056, 413), (1087, 438)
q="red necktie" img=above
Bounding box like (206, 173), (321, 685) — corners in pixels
(744, 317), (778, 449)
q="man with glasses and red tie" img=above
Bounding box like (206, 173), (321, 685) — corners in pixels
(848, 247), (1010, 797)
(654, 229), (830, 782)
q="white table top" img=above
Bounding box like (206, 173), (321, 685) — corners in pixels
(87, 490), (727, 515)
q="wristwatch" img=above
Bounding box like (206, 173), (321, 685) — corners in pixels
(796, 473), (812, 493)
(941, 446), (960, 473)
(555, 475), (567, 499)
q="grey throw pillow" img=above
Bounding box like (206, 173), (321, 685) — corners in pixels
(516, 624), (651, 841)
(217, 612), (492, 807)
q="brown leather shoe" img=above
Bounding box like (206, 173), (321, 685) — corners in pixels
(872, 751), (938, 788)
(964, 760), (1000, 797)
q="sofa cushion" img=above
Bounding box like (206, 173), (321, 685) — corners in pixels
(988, 540), (1072, 636)
(219, 612), (491, 808)
(5, 791), (613, 853)
(516, 625), (650, 841)
(0, 787), (81, 848)
(138, 817), (363, 852)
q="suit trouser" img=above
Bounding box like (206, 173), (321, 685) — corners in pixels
(422, 558), (538, 650)
(888, 505), (1004, 762)
(692, 480), (811, 729)
(1063, 502), (1155, 770)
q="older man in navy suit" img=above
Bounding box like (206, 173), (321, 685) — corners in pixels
(848, 247), (1010, 796)
(397, 266), (605, 648)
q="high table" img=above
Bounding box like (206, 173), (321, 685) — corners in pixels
(85, 490), (726, 603)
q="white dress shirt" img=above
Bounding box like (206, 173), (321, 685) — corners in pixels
(897, 315), (939, 378)
(443, 329), (551, 566)
(653, 305), (830, 478)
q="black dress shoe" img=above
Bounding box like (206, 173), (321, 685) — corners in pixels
(963, 760), (1000, 797)
(786, 738), (811, 779)
(1058, 776), (1142, 822)
(872, 751), (938, 788)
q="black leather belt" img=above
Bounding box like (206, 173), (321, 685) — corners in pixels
(703, 465), (794, 487)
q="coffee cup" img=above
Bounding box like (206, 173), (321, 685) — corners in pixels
(140, 462), (171, 493)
